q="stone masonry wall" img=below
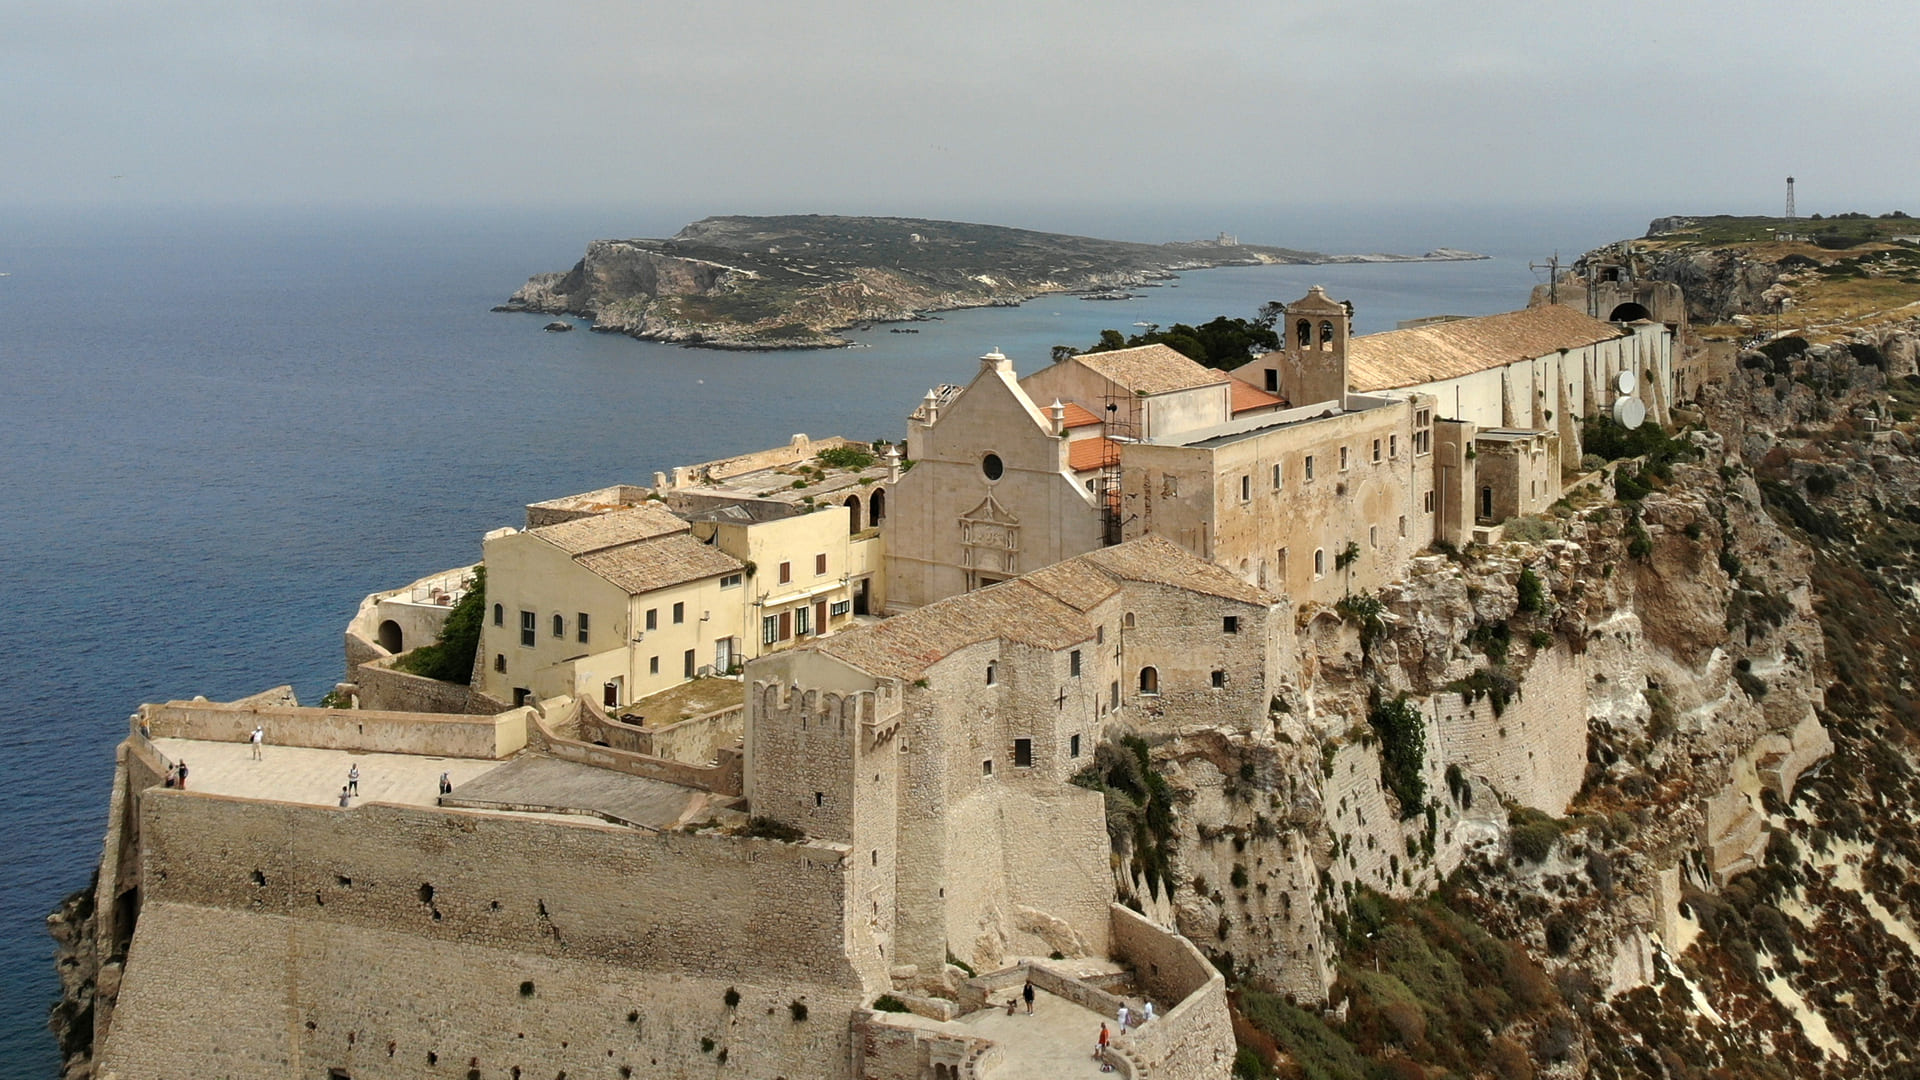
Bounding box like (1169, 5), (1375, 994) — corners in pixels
(1431, 643), (1590, 816)
(137, 791), (864, 989)
(100, 900), (866, 1080)
(1108, 905), (1236, 1080)
(140, 700), (524, 759)
(352, 656), (500, 714)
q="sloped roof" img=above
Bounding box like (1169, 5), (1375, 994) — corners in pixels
(1078, 344), (1229, 395)
(1346, 305), (1624, 392)
(815, 537), (1271, 680)
(1067, 436), (1120, 472)
(1061, 402), (1103, 428)
(1080, 536), (1269, 604)
(529, 503), (688, 555)
(1230, 380), (1285, 414)
(575, 534), (743, 595)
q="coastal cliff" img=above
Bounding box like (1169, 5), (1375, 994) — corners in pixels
(496, 214), (1485, 349)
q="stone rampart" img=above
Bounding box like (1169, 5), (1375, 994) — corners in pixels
(138, 789), (860, 987)
(855, 1012), (997, 1080)
(582, 703), (744, 765)
(1107, 904), (1236, 1080)
(350, 655), (499, 714)
(526, 702), (742, 796)
(1432, 644), (1589, 816)
(137, 700), (526, 759)
(100, 900), (866, 1080)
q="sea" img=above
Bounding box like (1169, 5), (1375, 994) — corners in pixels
(0, 200), (1664, 1072)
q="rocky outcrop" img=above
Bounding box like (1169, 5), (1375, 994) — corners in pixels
(495, 215), (1485, 350)
(47, 877), (100, 1080)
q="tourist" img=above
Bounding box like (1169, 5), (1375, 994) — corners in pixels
(438, 771), (452, 796)
(250, 725), (264, 760)
(1117, 1003), (1129, 1033)
(175, 760), (187, 790)
(138, 719), (151, 740)
(338, 786), (351, 809)
(347, 763), (359, 796)
(1095, 1022), (1110, 1059)
(1022, 979), (1034, 1015)
(163, 764), (175, 788)
(1142, 1000), (1155, 1025)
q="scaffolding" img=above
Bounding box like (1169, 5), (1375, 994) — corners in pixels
(1097, 390), (1138, 546)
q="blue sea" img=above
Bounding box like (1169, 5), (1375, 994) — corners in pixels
(0, 200), (1660, 1072)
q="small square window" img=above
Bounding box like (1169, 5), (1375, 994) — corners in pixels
(1222, 615), (1239, 634)
(649, 655), (660, 675)
(982, 759), (994, 776)
(1211, 670), (1226, 688)
(1014, 738), (1033, 768)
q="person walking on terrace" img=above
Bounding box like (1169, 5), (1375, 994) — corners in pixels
(347, 763), (359, 796)
(338, 786), (351, 808)
(175, 760), (187, 790)
(438, 771), (452, 797)
(249, 725), (264, 760)
(1022, 979), (1035, 1015)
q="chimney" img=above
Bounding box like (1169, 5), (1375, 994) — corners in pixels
(885, 444), (902, 482)
(921, 389), (940, 425)
(1048, 399), (1067, 436)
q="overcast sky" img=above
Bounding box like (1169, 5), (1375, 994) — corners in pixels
(4, 0), (1915, 218)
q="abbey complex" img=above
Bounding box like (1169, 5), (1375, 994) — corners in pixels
(64, 246), (1886, 1080)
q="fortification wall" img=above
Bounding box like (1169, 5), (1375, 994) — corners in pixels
(1108, 905), (1236, 1080)
(351, 656), (499, 715)
(582, 704), (743, 765)
(99, 900), (866, 1080)
(526, 703), (742, 795)
(139, 700), (525, 759)
(855, 1013), (996, 1080)
(1432, 644), (1589, 816)
(138, 791), (862, 987)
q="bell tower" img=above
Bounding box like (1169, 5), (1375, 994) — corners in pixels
(1276, 285), (1351, 407)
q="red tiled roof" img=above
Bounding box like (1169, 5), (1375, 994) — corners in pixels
(1230, 380), (1285, 414)
(1061, 402), (1102, 428)
(1068, 436), (1119, 472)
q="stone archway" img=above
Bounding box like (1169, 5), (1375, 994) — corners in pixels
(377, 619), (403, 654)
(1608, 301), (1652, 323)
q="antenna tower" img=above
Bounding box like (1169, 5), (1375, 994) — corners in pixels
(1785, 177), (1797, 219)
(1529, 252), (1563, 305)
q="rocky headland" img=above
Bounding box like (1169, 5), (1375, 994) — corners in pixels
(494, 214), (1487, 349)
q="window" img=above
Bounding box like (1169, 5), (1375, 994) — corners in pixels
(1313, 549), (1325, 578)
(1339, 446), (1350, 471)
(982, 453), (1004, 481)
(779, 561), (792, 584)
(672, 602), (685, 624)
(1414, 409), (1432, 455)
(830, 599), (851, 616)
(1424, 490), (1435, 513)
(1272, 462), (1283, 490)
(1264, 368), (1278, 392)
(1372, 439), (1381, 463)
(1370, 525), (1378, 548)
(779, 610), (792, 640)
(1110, 681), (1120, 709)
(492, 603), (503, 627)
(815, 553), (828, 576)
(1123, 612), (1136, 629)
(552, 613), (565, 638)
(986, 661), (997, 686)
(1014, 738), (1033, 768)
(721, 573), (742, 589)
(794, 605), (812, 636)
(577, 612), (589, 644)
(1211, 670), (1226, 688)
(814, 792), (824, 807)
(1223, 615), (1240, 634)
(645, 608), (658, 631)
(649, 655), (660, 675)
(520, 610), (535, 647)
(1070, 649), (1082, 676)
(683, 649), (696, 678)
(1160, 473), (1178, 498)
(1240, 475), (1251, 502)
(1399, 515), (1408, 538)
(982, 759), (994, 776)
(1304, 455), (1315, 481)
(493, 654), (505, 673)
(1071, 733), (1082, 757)
(762, 615), (778, 646)
(1390, 434), (1398, 458)
(1096, 625), (1105, 645)
(1139, 667), (1159, 695)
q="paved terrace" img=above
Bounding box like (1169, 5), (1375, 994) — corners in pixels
(152, 738), (502, 808)
(443, 755), (728, 829)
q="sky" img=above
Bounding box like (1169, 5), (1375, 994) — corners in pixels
(3, 0), (1916, 219)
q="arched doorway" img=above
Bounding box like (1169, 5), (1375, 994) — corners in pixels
(377, 619), (403, 654)
(1139, 666), (1159, 695)
(869, 488), (887, 528)
(1608, 302), (1652, 323)
(844, 494), (862, 535)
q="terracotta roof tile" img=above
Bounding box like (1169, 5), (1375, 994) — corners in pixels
(1022, 559), (1123, 612)
(1078, 344), (1229, 395)
(1061, 402), (1102, 428)
(574, 534), (743, 595)
(1346, 306), (1624, 392)
(1079, 536), (1269, 604)
(1230, 380), (1285, 414)
(530, 503), (688, 555)
(1068, 436), (1120, 472)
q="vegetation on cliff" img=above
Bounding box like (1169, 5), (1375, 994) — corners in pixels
(394, 566), (484, 684)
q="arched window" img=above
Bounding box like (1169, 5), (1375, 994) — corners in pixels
(1139, 666), (1159, 695)
(1297, 319), (1312, 348)
(844, 494), (861, 535)
(492, 603), (503, 627)
(552, 613), (564, 638)
(869, 488), (887, 528)
(1313, 548), (1325, 577)
(1123, 612), (1136, 629)
(493, 654), (506, 673)
(1320, 320), (1336, 346)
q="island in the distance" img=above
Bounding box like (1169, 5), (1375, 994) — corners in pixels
(495, 214), (1486, 349)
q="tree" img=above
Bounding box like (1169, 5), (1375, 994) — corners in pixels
(1070, 308), (1282, 370)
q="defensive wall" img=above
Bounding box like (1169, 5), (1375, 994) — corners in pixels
(579, 699), (744, 766)
(346, 654), (508, 715)
(137, 699), (528, 760)
(524, 698), (743, 796)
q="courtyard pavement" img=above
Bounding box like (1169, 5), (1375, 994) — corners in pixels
(957, 985), (1127, 1079)
(150, 737), (504, 809)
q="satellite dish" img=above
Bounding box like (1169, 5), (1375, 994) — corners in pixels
(1614, 370), (1636, 395)
(1613, 396), (1647, 430)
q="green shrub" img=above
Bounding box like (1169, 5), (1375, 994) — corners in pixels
(871, 994), (912, 1013)
(1369, 694), (1427, 819)
(739, 817), (806, 842)
(1237, 990), (1369, 1080)
(816, 444), (877, 470)
(394, 566), (485, 684)
(1509, 808), (1563, 864)
(1515, 568), (1546, 614)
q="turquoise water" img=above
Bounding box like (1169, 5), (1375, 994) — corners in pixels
(0, 202), (1655, 1071)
